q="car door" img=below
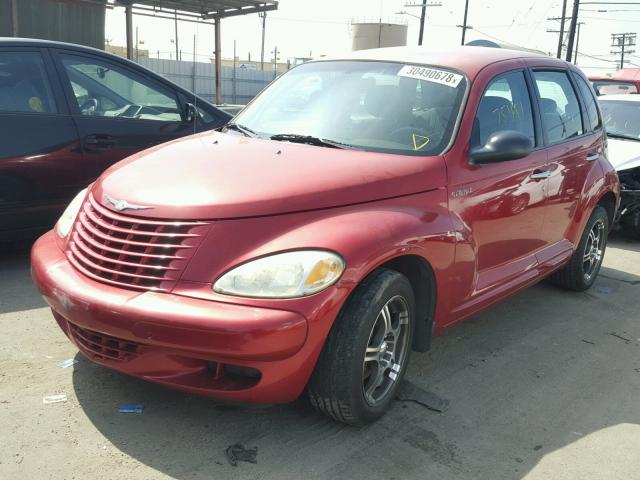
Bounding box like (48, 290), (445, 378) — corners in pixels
(447, 69), (548, 307)
(0, 46), (83, 239)
(530, 68), (603, 264)
(50, 49), (198, 186)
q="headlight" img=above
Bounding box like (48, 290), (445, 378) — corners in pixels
(213, 250), (345, 298)
(55, 188), (87, 238)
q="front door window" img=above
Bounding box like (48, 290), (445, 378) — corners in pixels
(60, 54), (182, 122)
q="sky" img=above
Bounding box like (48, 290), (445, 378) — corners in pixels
(105, 0), (640, 76)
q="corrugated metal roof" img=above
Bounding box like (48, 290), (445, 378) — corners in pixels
(113, 0), (278, 18)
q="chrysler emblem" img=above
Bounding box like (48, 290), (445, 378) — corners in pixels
(103, 194), (152, 212)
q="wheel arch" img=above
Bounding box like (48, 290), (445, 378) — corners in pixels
(375, 254), (437, 353)
(597, 190), (617, 229)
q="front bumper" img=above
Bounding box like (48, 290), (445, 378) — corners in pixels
(31, 231), (324, 404)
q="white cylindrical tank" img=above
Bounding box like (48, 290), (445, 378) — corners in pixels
(351, 21), (408, 51)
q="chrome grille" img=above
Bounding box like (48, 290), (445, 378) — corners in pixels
(67, 194), (211, 292)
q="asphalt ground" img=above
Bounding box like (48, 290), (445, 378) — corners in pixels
(1, 233), (639, 480)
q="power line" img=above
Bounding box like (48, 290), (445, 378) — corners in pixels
(525, 0), (558, 44)
(581, 15), (640, 21)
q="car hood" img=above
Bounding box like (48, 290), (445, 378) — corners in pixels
(607, 137), (640, 172)
(93, 131), (446, 220)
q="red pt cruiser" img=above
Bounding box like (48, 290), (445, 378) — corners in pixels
(32, 47), (620, 425)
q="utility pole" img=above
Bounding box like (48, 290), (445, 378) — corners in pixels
(272, 45), (279, 78)
(546, 15), (571, 59)
(193, 35), (197, 93)
(565, 0), (580, 62)
(214, 16), (221, 105)
(125, 4), (133, 60)
(611, 32), (637, 70)
(233, 40), (237, 104)
(10, 0), (18, 36)
(573, 22), (584, 65)
(174, 9), (179, 62)
(459, 0), (470, 45)
(259, 12), (267, 71)
(557, 0), (568, 59)
(404, 2), (442, 46)
(418, 2), (427, 45)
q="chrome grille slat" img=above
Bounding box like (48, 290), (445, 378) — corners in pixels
(90, 195), (207, 227)
(66, 194), (211, 292)
(78, 214), (191, 249)
(72, 237), (179, 272)
(83, 206), (199, 238)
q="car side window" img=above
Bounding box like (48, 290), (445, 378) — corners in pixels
(533, 70), (583, 144)
(572, 73), (601, 132)
(59, 53), (182, 122)
(472, 71), (535, 148)
(0, 52), (57, 114)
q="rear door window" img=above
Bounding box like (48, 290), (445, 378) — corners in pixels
(0, 52), (57, 114)
(472, 71), (535, 148)
(572, 73), (601, 132)
(533, 70), (583, 144)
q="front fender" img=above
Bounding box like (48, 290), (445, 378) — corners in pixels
(180, 189), (456, 334)
(174, 190), (455, 398)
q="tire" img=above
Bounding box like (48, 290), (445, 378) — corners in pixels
(308, 268), (415, 425)
(549, 205), (609, 291)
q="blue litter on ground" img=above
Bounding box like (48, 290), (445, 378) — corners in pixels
(58, 359), (79, 369)
(594, 286), (611, 294)
(119, 404), (144, 414)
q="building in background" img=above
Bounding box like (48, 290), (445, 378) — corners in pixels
(0, 0), (106, 49)
(350, 18), (408, 51)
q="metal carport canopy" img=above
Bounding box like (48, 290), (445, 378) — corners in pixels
(114, 1), (279, 104)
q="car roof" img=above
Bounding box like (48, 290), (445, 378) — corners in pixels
(598, 93), (640, 102)
(315, 45), (560, 79)
(0, 37), (115, 55)
(0, 37), (229, 113)
(590, 68), (640, 82)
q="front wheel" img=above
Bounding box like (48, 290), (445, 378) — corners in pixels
(308, 269), (415, 425)
(550, 205), (609, 291)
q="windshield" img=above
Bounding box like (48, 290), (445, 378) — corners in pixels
(232, 61), (467, 156)
(591, 80), (638, 96)
(600, 100), (640, 140)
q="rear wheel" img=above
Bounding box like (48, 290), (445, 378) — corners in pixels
(308, 269), (415, 425)
(550, 205), (609, 291)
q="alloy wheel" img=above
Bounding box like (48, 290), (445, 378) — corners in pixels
(362, 295), (410, 407)
(583, 218), (605, 282)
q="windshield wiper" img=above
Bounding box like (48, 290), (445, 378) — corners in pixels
(270, 133), (356, 149)
(606, 131), (640, 142)
(224, 123), (258, 137)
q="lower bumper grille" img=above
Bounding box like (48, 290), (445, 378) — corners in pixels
(70, 324), (139, 362)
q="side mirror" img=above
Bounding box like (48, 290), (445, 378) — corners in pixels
(469, 130), (533, 165)
(185, 102), (201, 123)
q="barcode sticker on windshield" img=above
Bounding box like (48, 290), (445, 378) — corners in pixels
(398, 66), (463, 88)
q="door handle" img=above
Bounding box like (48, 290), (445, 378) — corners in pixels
(530, 170), (551, 180)
(586, 153), (600, 161)
(84, 134), (116, 149)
